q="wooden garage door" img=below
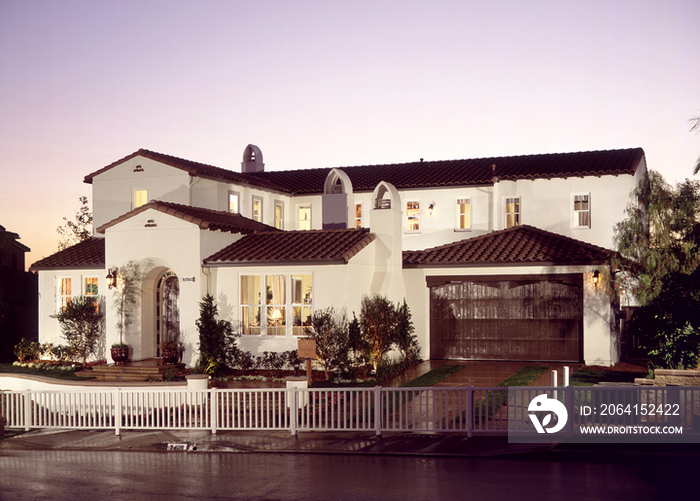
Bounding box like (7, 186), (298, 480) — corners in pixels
(429, 275), (582, 361)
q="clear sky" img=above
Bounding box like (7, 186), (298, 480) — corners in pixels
(1, 0), (699, 269)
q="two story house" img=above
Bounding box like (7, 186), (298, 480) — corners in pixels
(30, 145), (647, 366)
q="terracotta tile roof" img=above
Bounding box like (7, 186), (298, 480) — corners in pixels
(30, 238), (105, 270)
(402, 225), (613, 267)
(96, 200), (278, 234)
(84, 147), (645, 195)
(204, 228), (375, 265)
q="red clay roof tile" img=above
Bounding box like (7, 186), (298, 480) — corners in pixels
(30, 238), (105, 270)
(402, 225), (612, 267)
(204, 228), (375, 265)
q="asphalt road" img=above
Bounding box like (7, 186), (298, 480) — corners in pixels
(0, 449), (693, 501)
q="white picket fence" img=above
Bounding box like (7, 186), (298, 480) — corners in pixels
(2, 386), (699, 437)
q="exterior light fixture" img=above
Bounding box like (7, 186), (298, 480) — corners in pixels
(428, 202), (435, 215)
(107, 268), (118, 290)
(592, 270), (600, 287)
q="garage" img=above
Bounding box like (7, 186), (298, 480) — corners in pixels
(429, 274), (583, 361)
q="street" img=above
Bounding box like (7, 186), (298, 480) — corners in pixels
(0, 449), (693, 500)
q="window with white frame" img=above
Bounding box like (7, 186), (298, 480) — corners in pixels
(456, 198), (471, 230)
(57, 277), (72, 313)
(298, 204), (311, 230)
(252, 197), (263, 222)
(240, 273), (313, 336)
(505, 197), (520, 228)
(84, 276), (99, 312)
(133, 189), (148, 209)
(274, 201), (284, 229)
(354, 203), (363, 228)
(406, 201), (420, 232)
(228, 191), (240, 213)
(573, 194), (591, 228)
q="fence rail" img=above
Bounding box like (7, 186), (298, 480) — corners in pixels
(2, 386), (699, 438)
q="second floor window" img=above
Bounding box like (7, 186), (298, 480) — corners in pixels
(274, 202), (284, 229)
(505, 197), (520, 228)
(229, 192), (239, 213)
(573, 194), (591, 228)
(457, 198), (471, 230)
(298, 204), (311, 230)
(252, 197), (262, 222)
(133, 190), (148, 209)
(354, 203), (363, 228)
(406, 201), (420, 232)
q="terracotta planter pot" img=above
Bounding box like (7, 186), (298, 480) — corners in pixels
(110, 346), (129, 365)
(161, 348), (180, 364)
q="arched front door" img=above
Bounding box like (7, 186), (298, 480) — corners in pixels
(156, 271), (179, 356)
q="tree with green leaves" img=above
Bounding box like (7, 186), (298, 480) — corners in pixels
(610, 170), (700, 305)
(57, 196), (92, 251)
(195, 293), (236, 375)
(112, 261), (141, 347)
(57, 295), (104, 364)
(306, 306), (349, 380)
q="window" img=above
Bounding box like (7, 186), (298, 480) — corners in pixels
(84, 277), (99, 312)
(240, 275), (261, 335)
(274, 201), (284, 229)
(573, 194), (591, 228)
(406, 201), (420, 232)
(252, 197), (263, 222)
(240, 273), (313, 336)
(354, 203), (363, 228)
(292, 274), (313, 335)
(505, 197), (520, 228)
(457, 198), (471, 230)
(266, 275), (286, 336)
(298, 204), (311, 230)
(57, 278), (71, 313)
(133, 190), (148, 209)
(228, 191), (240, 213)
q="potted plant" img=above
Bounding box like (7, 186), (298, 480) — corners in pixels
(160, 337), (183, 364)
(110, 261), (141, 365)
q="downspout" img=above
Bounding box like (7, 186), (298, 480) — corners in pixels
(202, 265), (213, 297)
(189, 175), (201, 206)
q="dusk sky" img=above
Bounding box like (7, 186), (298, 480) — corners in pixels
(1, 0), (699, 269)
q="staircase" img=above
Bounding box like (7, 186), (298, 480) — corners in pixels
(76, 358), (186, 382)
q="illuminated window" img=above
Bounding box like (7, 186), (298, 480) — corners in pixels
(133, 190), (148, 209)
(457, 198), (471, 230)
(252, 197), (263, 222)
(298, 204), (311, 230)
(274, 201), (284, 229)
(505, 197), (520, 228)
(292, 274), (313, 335)
(228, 192), (239, 213)
(58, 278), (72, 313)
(573, 194), (591, 228)
(84, 277), (99, 312)
(266, 275), (286, 336)
(354, 203), (363, 228)
(406, 201), (420, 232)
(240, 275), (261, 335)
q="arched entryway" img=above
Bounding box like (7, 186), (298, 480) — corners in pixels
(156, 270), (179, 357)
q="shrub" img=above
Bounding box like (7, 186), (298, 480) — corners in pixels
(14, 338), (40, 363)
(195, 294), (237, 376)
(56, 295), (104, 364)
(260, 351), (286, 377)
(306, 307), (350, 380)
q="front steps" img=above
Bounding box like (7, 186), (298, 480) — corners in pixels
(77, 358), (186, 382)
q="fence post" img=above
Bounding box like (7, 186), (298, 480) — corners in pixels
(23, 389), (31, 431)
(114, 388), (121, 436)
(466, 386), (473, 437)
(565, 386), (574, 438)
(374, 386), (382, 436)
(290, 387), (297, 436)
(211, 388), (218, 434)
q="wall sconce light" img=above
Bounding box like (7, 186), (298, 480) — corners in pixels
(428, 202), (435, 215)
(106, 268), (118, 290)
(592, 270), (600, 287)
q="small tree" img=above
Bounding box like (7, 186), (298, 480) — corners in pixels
(395, 299), (421, 364)
(195, 294), (236, 376)
(360, 294), (398, 369)
(306, 306), (349, 380)
(57, 295), (104, 364)
(57, 196), (92, 251)
(112, 261), (141, 347)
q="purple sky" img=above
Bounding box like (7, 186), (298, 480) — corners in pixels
(1, 0), (699, 269)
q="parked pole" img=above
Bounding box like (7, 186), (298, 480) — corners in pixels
(551, 370), (558, 387)
(563, 366), (570, 387)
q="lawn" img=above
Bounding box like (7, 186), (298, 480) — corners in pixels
(0, 363), (93, 381)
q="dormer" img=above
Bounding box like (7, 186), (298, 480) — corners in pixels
(241, 144), (264, 173)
